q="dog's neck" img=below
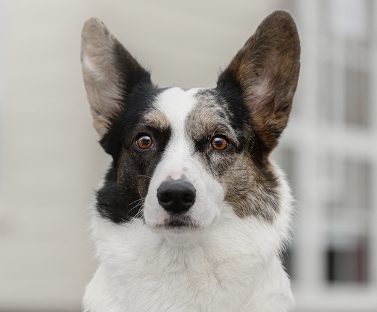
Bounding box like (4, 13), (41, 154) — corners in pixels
(85, 211), (293, 312)
(91, 211), (283, 273)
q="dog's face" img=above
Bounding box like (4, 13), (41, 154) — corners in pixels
(81, 11), (300, 241)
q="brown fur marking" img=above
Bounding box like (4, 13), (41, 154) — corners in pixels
(144, 109), (170, 131)
(220, 153), (279, 221)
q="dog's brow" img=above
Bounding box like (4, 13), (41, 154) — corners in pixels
(144, 109), (170, 131)
(186, 108), (239, 146)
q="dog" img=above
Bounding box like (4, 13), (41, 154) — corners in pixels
(80, 10), (300, 312)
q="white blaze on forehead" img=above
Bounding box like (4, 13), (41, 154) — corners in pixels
(154, 87), (199, 133)
(153, 87), (199, 180)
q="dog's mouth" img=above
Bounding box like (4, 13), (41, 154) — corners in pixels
(163, 216), (199, 229)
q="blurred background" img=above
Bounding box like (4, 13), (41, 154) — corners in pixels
(0, 0), (376, 311)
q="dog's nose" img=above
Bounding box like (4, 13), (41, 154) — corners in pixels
(157, 180), (196, 214)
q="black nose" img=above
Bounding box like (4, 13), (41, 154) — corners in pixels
(157, 179), (196, 214)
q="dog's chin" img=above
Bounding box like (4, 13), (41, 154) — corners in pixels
(146, 215), (204, 245)
(165, 215), (198, 228)
(156, 216), (200, 232)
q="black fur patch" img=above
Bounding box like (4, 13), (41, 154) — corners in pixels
(97, 82), (171, 223)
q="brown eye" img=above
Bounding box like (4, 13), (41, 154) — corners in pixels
(136, 135), (153, 149)
(211, 137), (228, 150)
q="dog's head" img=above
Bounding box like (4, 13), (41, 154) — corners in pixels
(81, 11), (300, 242)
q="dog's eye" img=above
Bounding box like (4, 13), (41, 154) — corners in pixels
(136, 135), (153, 149)
(211, 137), (228, 150)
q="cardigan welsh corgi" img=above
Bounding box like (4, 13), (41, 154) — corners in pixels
(81, 10), (300, 312)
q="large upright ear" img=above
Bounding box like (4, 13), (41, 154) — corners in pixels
(217, 10), (300, 153)
(81, 18), (151, 137)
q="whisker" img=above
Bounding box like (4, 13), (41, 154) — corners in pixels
(127, 198), (143, 208)
(127, 202), (143, 214)
(127, 197), (145, 218)
(137, 175), (152, 179)
(134, 207), (144, 219)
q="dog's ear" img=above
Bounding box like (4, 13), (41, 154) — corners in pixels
(81, 18), (151, 137)
(217, 10), (300, 153)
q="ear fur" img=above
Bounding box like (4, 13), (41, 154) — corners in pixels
(81, 18), (151, 137)
(217, 10), (300, 153)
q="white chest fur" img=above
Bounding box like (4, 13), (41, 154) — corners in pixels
(83, 211), (293, 312)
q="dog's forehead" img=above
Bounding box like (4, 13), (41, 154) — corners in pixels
(152, 87), (200, 127)
(147, 87), (229, 134)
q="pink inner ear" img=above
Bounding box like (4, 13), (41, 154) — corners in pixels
(246, 76), (274, 113)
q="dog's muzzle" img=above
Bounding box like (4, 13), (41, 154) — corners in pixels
(157, 179), (196, 214)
